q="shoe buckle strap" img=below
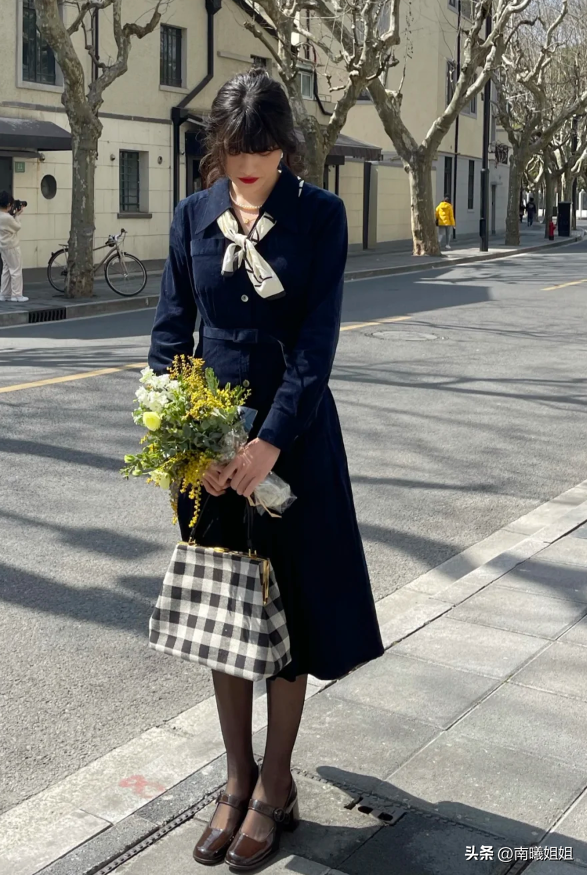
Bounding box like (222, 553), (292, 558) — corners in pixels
(217, 793), (248, 812)
(248, 797), (287, 823)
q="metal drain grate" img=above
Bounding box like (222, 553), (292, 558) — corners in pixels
(28, 308), (67, 324)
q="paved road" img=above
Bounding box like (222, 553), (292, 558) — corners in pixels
(2, 243), (587, 814)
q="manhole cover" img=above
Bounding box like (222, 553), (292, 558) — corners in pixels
(371, 329), (438, 341)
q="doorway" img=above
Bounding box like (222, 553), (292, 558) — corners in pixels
(491, 184), (497, 235)
(0, 157), (13, 195)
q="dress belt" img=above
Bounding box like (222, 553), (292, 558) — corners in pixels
(201, 326), (288, 348)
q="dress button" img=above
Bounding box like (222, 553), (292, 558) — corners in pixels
(241, 294), (249, 302)
(242, 379), (250, 388)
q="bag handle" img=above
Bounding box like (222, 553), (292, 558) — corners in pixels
(188, 490), (255, 553)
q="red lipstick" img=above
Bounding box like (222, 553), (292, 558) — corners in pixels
(239, 177), (259, 184)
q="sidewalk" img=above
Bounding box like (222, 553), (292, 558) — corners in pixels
(1, 225), (583, 328)
(3, 480), (587, 875)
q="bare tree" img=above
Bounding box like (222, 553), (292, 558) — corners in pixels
(244, 0), (397, 186)
(34, 1), (166, 297)
(251, 0), (534, 255)
(365, 0), (540, 255)
(495, 0), (587, 244)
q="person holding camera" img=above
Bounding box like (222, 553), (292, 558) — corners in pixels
(0, 191), (29, 303)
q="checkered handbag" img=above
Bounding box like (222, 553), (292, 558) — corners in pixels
(148, 540), (292, 681)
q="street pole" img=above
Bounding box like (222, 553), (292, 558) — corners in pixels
(479, 6), (492, 252)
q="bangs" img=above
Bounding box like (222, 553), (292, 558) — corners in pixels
(222, 110), (280, 155)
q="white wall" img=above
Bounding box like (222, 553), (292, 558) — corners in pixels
(376, 162), (413, 243)
(338, 160), (363, 246)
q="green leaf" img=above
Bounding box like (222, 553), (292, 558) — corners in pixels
(205, 368), (219, 395)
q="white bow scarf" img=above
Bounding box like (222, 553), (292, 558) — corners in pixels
(217, 211), (284, 299)
(217, 176), (305, 300)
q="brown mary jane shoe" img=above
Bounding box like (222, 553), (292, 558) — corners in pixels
(193, 772), (259, 867)
(225, 779), (300, 872)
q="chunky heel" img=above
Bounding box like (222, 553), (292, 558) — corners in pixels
(226, 779), (300, 871)
(285, 799), (300, 832)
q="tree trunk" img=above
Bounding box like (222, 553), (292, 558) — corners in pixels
(304, 148), (326, 188)
(505, 149), (527, 246)
(407, 153), (439, 256)
(66, 123), (100, 298)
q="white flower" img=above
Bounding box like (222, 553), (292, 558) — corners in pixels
(145, 390), (171, 413)
(139, 367), (155, 385)
(135, 387), (149, 404)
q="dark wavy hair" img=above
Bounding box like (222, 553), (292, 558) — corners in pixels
(200, 68), (303, 188)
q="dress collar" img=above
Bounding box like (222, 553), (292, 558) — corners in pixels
(192, 164), (301, 235)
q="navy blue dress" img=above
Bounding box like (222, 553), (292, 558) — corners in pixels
(148, 165), (383, 681)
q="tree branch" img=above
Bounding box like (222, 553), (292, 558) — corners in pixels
(66, 0), (112, 35)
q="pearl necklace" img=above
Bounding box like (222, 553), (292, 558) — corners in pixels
(230, 192), (263, 225)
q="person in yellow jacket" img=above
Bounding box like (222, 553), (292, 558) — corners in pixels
(435, 195), (456, 250)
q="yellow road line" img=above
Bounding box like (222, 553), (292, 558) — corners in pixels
(542, 278), (587, 291)
(0, 362), (147, 394)
(0, 316), (411, 393)
(341, 315), (411, 332)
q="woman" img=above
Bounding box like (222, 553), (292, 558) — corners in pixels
(148, 68), (383, 872)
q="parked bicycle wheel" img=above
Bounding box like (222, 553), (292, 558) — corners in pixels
(47, 249), (69, 292)
(104, 252), (147, 297)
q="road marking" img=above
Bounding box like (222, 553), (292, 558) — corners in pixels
(0, 316), (411, 393)
(0, 362), (147, 394)
(341, 315), (411, 332)
(542, 278), (587, 291)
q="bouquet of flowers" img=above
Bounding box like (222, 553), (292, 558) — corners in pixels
(121, 355), (295, 527)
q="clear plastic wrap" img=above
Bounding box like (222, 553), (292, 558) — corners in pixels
(223, 406), (297, 517)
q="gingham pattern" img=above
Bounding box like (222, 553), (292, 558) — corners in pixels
(149, 543), (291, 681)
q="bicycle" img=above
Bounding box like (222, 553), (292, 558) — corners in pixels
(47, 229), (148, 297)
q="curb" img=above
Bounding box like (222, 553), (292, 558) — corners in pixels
(3, 480), (587, 875)
(344, 231), (585, 282)
(1, 232), (583, 328)
(0, 292), (162, 328)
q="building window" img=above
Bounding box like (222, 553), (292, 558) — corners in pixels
(468, 160), (475, 210)
(160, 25), (183, 87)
(461, 0), (475, 19)
(120, 151), (140, 212)
(469, 93), (477, 114)
(446, 60), (456, 106)
(444, 156), (453, 201)
(448, 0), (457, 6)
(299, 69), (314, 99)
(251, 56), (267, 67)
(22, 0), (56, 85)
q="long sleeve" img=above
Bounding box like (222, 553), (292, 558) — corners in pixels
(258, 197), (347, 452)
(5, 215), (21, 233)
(148, 203), (198, 373)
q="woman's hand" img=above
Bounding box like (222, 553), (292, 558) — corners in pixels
(202, 461), (229, 497)
(217, 438), (281, 499)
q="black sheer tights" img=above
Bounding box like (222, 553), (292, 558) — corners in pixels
(208, 670), (307, 841)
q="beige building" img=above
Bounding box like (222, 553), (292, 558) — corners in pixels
(0, 0), (509, 269)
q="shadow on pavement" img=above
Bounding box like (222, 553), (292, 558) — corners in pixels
(0, 560), (160, 634)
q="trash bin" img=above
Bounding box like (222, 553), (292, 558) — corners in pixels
(557, 202), (571, 237)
